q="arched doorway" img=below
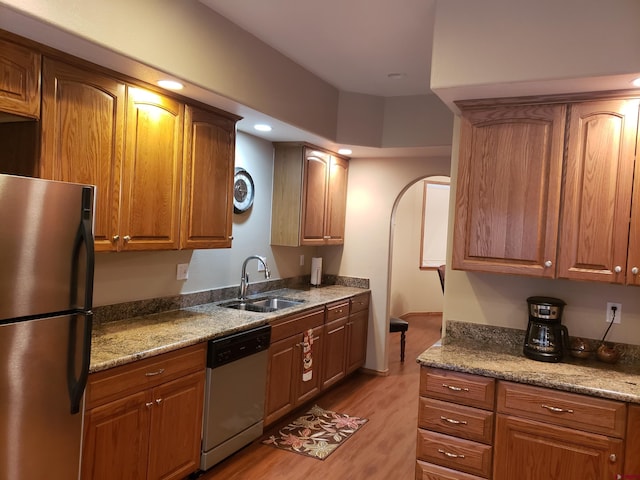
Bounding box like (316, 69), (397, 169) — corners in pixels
(386, 175), (449, 365)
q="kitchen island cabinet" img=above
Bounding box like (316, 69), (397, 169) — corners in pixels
(271, 143), (349, 246)
(82, 343), (205, 480)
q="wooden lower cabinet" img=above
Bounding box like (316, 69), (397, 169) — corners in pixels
(264, 293), (370, 426)
(417, 367), (631, 480)
(493, 415), (623, 480)
(82, 344), (206, 480)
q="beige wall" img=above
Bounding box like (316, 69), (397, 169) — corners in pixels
(323, 156), (451, 372)
(432, 0), (640, 108)
(390, 178), (447, 317)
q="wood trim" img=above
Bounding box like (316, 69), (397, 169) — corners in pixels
(456, 88), (640, 111)
(399, 312), (443, 319)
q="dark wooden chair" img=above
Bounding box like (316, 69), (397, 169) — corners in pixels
(437, 264), (445, 293)
(389, 317), (409, 362)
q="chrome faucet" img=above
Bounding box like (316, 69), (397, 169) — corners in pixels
(239, 255), (271, 300)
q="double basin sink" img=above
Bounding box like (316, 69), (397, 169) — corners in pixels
(220, 296), (304, 313)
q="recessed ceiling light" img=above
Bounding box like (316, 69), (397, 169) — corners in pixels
(254, 124), (272, 132)
(387, 72), (407, 80)
(157, 80), (183, 90)
(338, 148), (352, 155)
(632, 77), (640, 87)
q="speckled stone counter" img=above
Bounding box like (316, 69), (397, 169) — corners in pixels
(417, 321), (640, 404)
(90, 285), (368, 373)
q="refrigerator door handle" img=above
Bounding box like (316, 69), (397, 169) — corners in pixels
(67, 312), (92, 414)
(70, 187), (95, 310)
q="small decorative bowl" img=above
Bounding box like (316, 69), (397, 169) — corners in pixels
(569, 337), (594, 359)
(596, 342), (622, 364)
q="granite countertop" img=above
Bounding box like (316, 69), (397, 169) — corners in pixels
(417, 321), (640, 404)
(90, 285), (368, 373)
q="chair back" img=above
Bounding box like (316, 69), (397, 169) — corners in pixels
(437, 265), (445, 293)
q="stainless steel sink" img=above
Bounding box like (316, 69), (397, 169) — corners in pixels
(220, 296), (304, 313)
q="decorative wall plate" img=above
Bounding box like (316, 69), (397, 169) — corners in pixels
(233, 167), (255, 213)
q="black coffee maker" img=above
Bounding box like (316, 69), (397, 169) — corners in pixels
(523, 296), (568, 362)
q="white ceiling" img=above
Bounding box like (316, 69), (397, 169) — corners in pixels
(199, 0), (436, 97)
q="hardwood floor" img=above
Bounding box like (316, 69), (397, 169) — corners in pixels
(200, 314), (442, 480)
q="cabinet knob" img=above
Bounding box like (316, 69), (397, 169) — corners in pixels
(123, 235), (131, 243)
(145, 402), (153, 408)
(155, 398), (163, 405)
(112, 235), (120, 242)
(609, 453), (617, 463)
(614, 265), (622, 273)
(228, 236), (234, 240)
(544, 260), (553, 268)
(632, 267), (639, 275)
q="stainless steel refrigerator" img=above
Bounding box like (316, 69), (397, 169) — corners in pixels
(0, 174), (95, 480)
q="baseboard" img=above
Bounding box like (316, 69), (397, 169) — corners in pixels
(359, 366), (389, 377)
(399, 311), (442, 320)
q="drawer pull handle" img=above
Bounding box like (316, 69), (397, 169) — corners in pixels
(541, 404), (574, 414)
(145, 402), (153, 408)
(438, 449), (465, 459)
(442, 384), (469, 392)
(145, 368), (165, 377)
(440, 415), (467, 425)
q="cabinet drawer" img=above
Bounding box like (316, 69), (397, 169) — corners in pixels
(417, 429), (492, 478)
(350, 293), (370, 314)
(496, 381), (626, 438)
(418, 397), (494, 444)
(326, 301), (349, 322)
(420, 368), (495, 410)
(270, 307), (324, 342)
(86, 343), (206, 409)
(416, 460), (487, 480)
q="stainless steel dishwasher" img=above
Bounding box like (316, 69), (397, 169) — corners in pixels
(200, 324), (271, 470)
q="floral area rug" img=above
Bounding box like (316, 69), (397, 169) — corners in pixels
(262, 405), (368, 460)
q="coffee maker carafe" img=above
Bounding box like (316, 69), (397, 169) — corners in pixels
(523, 296), (568, 362)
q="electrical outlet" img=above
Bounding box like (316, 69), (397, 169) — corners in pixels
(300, 254), (305, 266)
(176, 263), (189, 280)
(606, 302), (622, 324)
(256, 256), (267, 272)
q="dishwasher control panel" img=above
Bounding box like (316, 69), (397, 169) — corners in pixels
(207, 324), (271, 369)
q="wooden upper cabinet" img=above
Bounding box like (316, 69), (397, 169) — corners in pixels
(271, 143), (349, 246)
(181, 105), (237, 249)
(120, 86), (183, 251)
(557, 99), (640, 283)
(0, 38), (40, 118)
(40, 58), (126, 252)
(452, 104), (566, 277)
(628, 131), (640, 286)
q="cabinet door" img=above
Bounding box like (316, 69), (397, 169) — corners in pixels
(40, 58), (126, 252)
(82, 390), (151, 480)
(294, 325), (324, 406)
(322, 317), (348, 389)
(121, 86), (183, 251)
(147, 371), (205, 480)
(181, 105), (236, 249)
(494, 414), (623, 480)
(0, 38), (40, 118)
(325, 156), (348, 245)
(264, 335), (298, 426)
(625, 405), (640, 476)
(301, 148), (330, 245)
(628, 142), (640, 285)
(452, 104), (566, 277)
(558, 99), (639, 283)
(346, 309), (368, 374)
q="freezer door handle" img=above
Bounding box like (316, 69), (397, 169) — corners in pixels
(67, 312), (92, 414)
(70, 187), (95, 310)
